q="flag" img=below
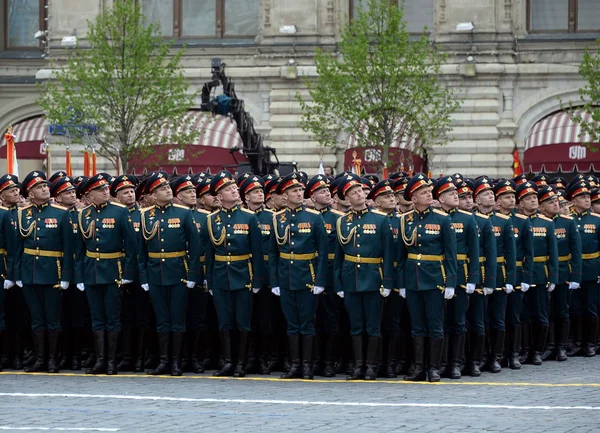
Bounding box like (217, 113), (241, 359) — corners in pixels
(317, 159), (325, 175)
(91, 149), (97, 175)
(382, 166), (389, 179)
(4, 126), (19, 177)
(65, 147), (73, 176)
(83, 148), (90, 176)
(512, 146), (523, 177)
(351, 151), (362, 176)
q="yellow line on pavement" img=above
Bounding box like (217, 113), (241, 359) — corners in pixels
(1, 371), (599, 388)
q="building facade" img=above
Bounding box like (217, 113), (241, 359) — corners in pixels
(0, 0), (599, 178)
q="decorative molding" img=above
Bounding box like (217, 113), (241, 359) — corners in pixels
(438, 0), (447, 24)
(503, 0), (512, 22)
(264, 0), (271, 28)
(326, 0), (335, 26)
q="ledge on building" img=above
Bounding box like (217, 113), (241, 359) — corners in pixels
(0, 76), (39, 84)
(0, 50), (44, 60)
(519, 32), (600, 42)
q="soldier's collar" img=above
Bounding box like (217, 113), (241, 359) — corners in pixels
(156, 202), (172, 211)
(318, 206), (330, 214)
(415, 206), (431, 216)
(223, 204), (239, 213)
(34, 201), (50, 210)
(485, 210), (494, 217)
(128, 203), (139, 212)
(254, 205), (265, 213)
(528, 212), (538, 219)
(352, 207), (369, 216)
(447, 207), (457, 214)
(7, 204), (17, 210)
(93, 201), (109, 210)
(290, 205), (304, 213)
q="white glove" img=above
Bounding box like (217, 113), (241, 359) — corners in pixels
(399, 288), (406, 298)
(504, 284), (514, 294)
(271, 286), (281, 296)
(548, 283), (556, 293)
(337, 291), (344, 298)
(16, 280), (23, 288)
(465, 283), (476, 294)
(569, 281), (580, 290)
(4, 280), (15, 290)
(77, 283), (85, 292)
(60, 281), (69, 290)
(203, 280), (208, 290)
(380, 288), (391, 298)
(444, 287), (455, 300)
(313, 286), (325, 295)
(209, 290), (213, 296)
(252, 287), (260, 294)
(521, 282), (530, 293)
(483, 287), (494, 296)
(597, 276), (600, 284)
(186, 281), (196, 289)
(141, 283), (150, 292)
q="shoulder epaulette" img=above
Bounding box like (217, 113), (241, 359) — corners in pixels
(538, 214), (553, 222)
(196, 208), (210, 215)
(401, 210), (415, 218)
(305, 208), (320, 215)
(514, 213), (528, 220)
(372, 209), (387, 216)
(495, 212), (510, 220)
(50, 203), (68, 211)
(0, 205), (8, 211)
(330, 209), (345, 216)
(433, 208), (447, 216)
(173, 203), (191, 210)
(458, 209), (472, 216)
(109, 201), (126, 208)
(241, 207), (255, 215)
(591, 212), (600, 218)
(475, 212), (489, 219)
(559, 214), (573, 220)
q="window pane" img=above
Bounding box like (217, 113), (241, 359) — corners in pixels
(182, 0), (216, 37)
(400, 0), (433, 33)
(577, 0), (600, 31)
(225, 0), (259, 36)
(7, 0), (40, 47)
(352, 0), (368, 19)
(141, 0), (174, 36)
(529, 0), (568, 31)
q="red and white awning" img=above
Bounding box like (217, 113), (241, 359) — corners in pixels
(1, 116), (48, 147)
(524, 109), (600, 173)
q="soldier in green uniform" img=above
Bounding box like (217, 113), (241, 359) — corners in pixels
(75, 174), (138, 375)
(567, 180), (600, 357)
(516, 182), (559, 365)
(537, 185), (581, 361)
(434, 177), (479, 379)
(205, 171), (263, 377)
(474, 177), (516, 373)
(398, 174), (457, 382)
(15, 171), (74, 373)
(270, 172), (328, 380)
(494, 179), (534, 369)
(306, 174), (344, 378)
(139, 172), (202, 376)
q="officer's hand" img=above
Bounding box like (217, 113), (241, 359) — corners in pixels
(380, 288), (391, 298)
(504, 284), (514, 294)
(209, 290), (213, 296)
(399, 288), (406, 298)
(252, 287), (260, 294)
(271, 286), (281, 297)
(444, 287), (455, 300)
(141, 283), (150, 292)
(548, 283), (556, 293)
(569, 281), (580, 290)
(597, 276), (600, 284)
(465, 283), (476, 294)
(60, 281), (69, 290)
(313, 286), (325, 295)
(76, 283), (85, 291)
(521, 282), (530, 293)
(16, 280), (23, 288)
(121, 279), (133, 285)
(337, 291), (344, 298)
(4, 280), (15, 290)
(203, 280), (208, 290)
(483, 287), (494, 296)
(186, 281), (196, 289)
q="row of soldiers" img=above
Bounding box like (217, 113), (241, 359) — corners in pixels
(0, 167), (598, 382)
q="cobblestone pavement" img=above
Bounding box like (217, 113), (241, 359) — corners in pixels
(1, 358), (600, 432)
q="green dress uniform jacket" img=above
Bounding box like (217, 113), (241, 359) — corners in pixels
(510, 211), (534, 286)
(320, 206), (345, 289)
(193, 208), (210, 275)
(528, 213), (559, 285)
(270, 205), (328, 291)
(75, 202), (138, 285)
(571, 210), (600, 282)
(206, 205), (263, 291)
(448, 208), (480, 287)
(553, 214), (582, 285)
(397, 207), (458, 291)
(474, 213), (498, 288)
(488, 211), (516, 288)
(0, 206), (17, 281)
(139, 203), (202, 286)
(15, 203), (74, 285)
(255, 206), (275, 287)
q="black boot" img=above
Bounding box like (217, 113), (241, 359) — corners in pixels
(302, 335), (314, 380)
(0, 330), (3, 372)
(508, 325), (522, 370)
(488, 329), (505, 373)
(439, 335), (449, 377)
(134, 329), (146, 373)
(147, 332), (171, 375)
(234, 331), (249, 378)
(117, 329), (134, 372)
(190, 330), (204, 374)
(322, 334), (336, 378)
(213, 330), (234, 377)
(281, 335), (302, 379)
(364, 336), (379, 380)
(258, 332), (271, 375)
(384, 334), (398, 378)
(542, 320), (555, 361)
(585, 317), (598, 357)
(404, 336), (426, 382)
(427, 337), (443, 382)
(86, 331), (106, 374)
(346, 335), (365, 380)
(106, 331), (119, 375)
(520, 322), (531, 363)
(567, 316), (583, 357)
(47, 331), (60, 373)
(556, 319), (570, 362)
(531, 324), (548, 365)
(24, 329), (46, 373)
(467, 333), (485, 377)
(13, 330), (23, 370)
(171, 332), (184, 376)
(448, 333), (465, 379)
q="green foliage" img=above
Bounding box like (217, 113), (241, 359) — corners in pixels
(38, 0), (199, 172)
(297, 0), (459, 169)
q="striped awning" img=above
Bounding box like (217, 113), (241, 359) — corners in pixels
(1, 116), (48, 146)
(524, 109), (600, 173)
(159, 111), (243, 150)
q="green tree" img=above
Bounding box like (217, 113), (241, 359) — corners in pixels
(297, 0), (459, 171)
(38, 0), (198, 173)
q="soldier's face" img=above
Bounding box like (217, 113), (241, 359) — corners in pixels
(559, 201), (570, 215)
(199, 193), (220, 211)
(540, 196), (559, 216)
(572, 194), (591, 212)
(217, 184), (240, 207)
(0, 186), (20, 206)
(56, 189), (77, 207)
(346, 185), (366, 208)
(411, 186), (433, 208)
(28, 182), (50, 203)
(245, 188), (264, 206)
(520, 193), (539, 214)
(116, 187), (136, 207)
(89, 185), (110, 205)
(458, 193), (473, 211)
(497, 193), (515, 211)
(284, 185), (304, 208)
(375, 192), (396, 213)
(272, 192), (287, 209)
(475, 189), (495, 208)
(592, 202), (600, 213)
(310, 187), (331, 207)
(152, 184), (173, 205)
(177, 188), (197, 207)
(438, 189), (459, 209)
